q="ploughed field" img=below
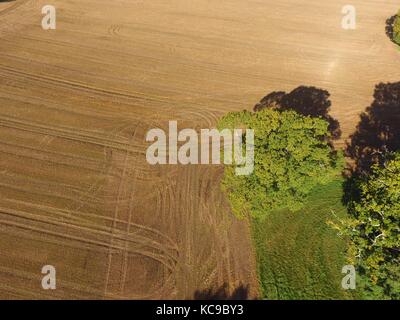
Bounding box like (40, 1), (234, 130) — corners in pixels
(0, 0), (399, 299)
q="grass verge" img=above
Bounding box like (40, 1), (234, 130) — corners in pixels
(252, 179), (361, 299)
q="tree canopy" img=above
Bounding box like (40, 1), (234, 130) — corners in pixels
(340, 152), (400, 299)
(386, 11), (400, 46)
(217, 108), (344, 219)
(394, 12), (400, 45)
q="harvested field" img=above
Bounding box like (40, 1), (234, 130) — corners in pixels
(0, 0), (399, 299)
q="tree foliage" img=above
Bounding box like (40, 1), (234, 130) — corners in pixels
(394, 12), (400, 45)
(386, 11), (400, 46)
(217, 108), (344, 219)
(338, 152), (400, 299)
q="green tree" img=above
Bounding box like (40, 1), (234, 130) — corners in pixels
(217, 108), (344, 219)
(395, 12), (400, 45)
(339, 153), (400, 299)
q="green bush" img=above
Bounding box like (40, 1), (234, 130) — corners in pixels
(334, 152), (400, 299)
(217, 109), (344, 219)
(394, 12), (400, 45)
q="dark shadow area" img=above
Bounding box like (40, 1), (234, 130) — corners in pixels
(254, 91), (286, 111)
(345, 82), (400, 176)
(254, 86), (341, 140)
(385, 14), (398, 44)
(194, 283), (250, 300)
(0, 0), (16, 3)
(341, 175), (362, 207)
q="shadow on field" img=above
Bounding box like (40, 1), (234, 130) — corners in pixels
(345, 82), (400, 176)
(254, 86), (341, 140)
(194, 283), (250, 300)
(343, 82), (400, 206)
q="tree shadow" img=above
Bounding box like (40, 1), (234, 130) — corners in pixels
(254, 86), (341, 140)
(193, 283), (250, 300)
(345, 82), (400, 176)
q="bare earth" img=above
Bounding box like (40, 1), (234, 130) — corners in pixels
(0, 0), (399, 299)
